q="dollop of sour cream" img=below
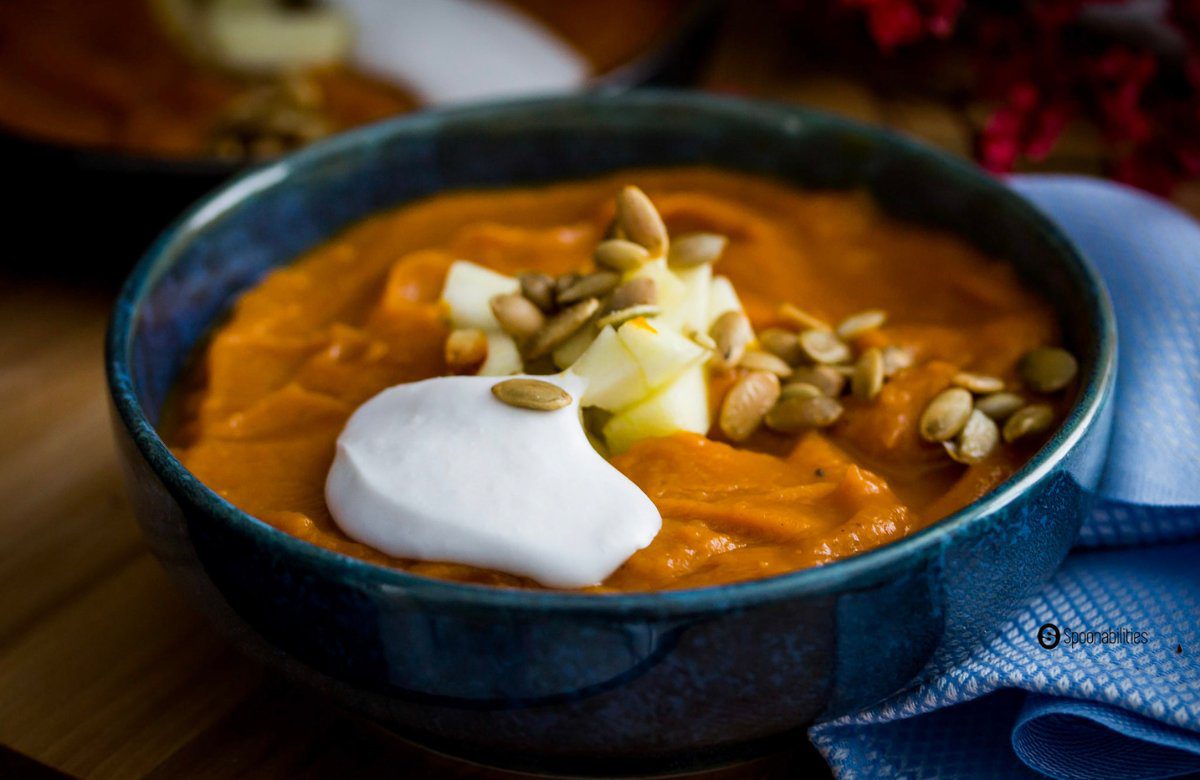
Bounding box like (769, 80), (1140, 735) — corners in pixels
(326, 373), (662, 588)
(328, 0), (588, 105)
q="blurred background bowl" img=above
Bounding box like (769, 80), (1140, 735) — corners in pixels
(2, 0), (721, 279)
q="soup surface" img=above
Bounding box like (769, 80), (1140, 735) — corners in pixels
(169, 168), (1066, 591)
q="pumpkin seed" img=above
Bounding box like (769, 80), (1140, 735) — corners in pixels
(778, 302), (831, 332)
(851, 347), (885, 401)
(798, 328), (852, 364)
(557, 271), (620, 305)
(444, 328), (488, 374)
(582, 407), (613, 456)
(491, 378), (572, 411)
(719, 371), (781, 442)
(758, 327), (804, 365)
(739, 350), (794, 377)
(780, 381), (824, 401)
(1019, 347), (1078, 393)
(606, 277), (657, 312)
(765, 394), (843, 433)
(789, 365), (847, 397)
(919, 387), (974, 442)
(596, 305), (663, 330)
(882, 345), (914, 377)
(1002, 403), (1055, 443)
(603, 218), (625, 241)
(944, 409), (999, 464)
(836, 309), (887, 340)
(552, 324), (598, 369)
(519, 272), (557, 313)
(523, 298), (601, 360)
(490, 293), (545, 340)
(554, 273), (580, 303)
(975, 392), (1025, 421)
(522, 355), (559, 376)
(615, 185), (668, 256)
(689, 330), (718, 351)
(281, 74), (322, 108)
(594, 239), (651, 273)
(952, 371), (1005, 394)
(710, 310), (754, 369)
(668, 232), (727, 268)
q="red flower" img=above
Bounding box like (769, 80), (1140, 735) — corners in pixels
(778, 0), (1200, 194)
(980, 84), (1076, 172)
(1089, 48), (1157, 143)
(842, 0), (964, 51)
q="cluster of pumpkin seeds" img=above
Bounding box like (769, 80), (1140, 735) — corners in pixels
(716, 303), (909, 442)
(715, 301), (1079, 465)
(462, 185), (1081, 462)
(446, 185), (730, 378)
(208, 75), (331, 159)
(917, 346), (1078, 464)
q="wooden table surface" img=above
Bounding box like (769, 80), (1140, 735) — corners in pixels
(0, 275), (830, 779)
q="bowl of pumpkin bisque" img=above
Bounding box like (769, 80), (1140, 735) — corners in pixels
(107, 91), (1116, 777)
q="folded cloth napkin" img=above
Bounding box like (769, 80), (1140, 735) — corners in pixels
(810, 175), (1200, 780)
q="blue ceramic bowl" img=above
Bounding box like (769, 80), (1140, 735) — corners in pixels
(106, 91), (1116, 776)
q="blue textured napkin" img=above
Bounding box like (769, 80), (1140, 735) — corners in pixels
(810, 175), (1200, 779)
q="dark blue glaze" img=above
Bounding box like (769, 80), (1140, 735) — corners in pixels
(106, 91), (1116, 776)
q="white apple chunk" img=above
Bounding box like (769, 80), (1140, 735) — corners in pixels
(436, 252), (728, 455)
(626, 258), (686, 314)
(602, 365), (710, 455)
(206, 6), (352, 72)
(661, 263), (712, 333)
(708, 274), (745, 326)
(441, 260), (520, 330)
(477, 332), (522, 376)
(616, 318), (708, 390)
(569, 326), (649, 412)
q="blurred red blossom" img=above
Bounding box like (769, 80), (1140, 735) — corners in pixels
(801, 0), (1200, 193)
(1089, 47), (1157, 143)
(841, 0), (965, 50)
(980, 84), (1076, 171)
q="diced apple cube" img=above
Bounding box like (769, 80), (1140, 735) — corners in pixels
(708, 274), (745, 326)
(617, 318), (708, 390)
(626, 258), (686, 314)
(478, 332), (522, 376)
(441, 260), (519, 331)
(602, 366), (710, 455)
(206, 6), (352, 72)
(660, 263), (711, 333)
(569, 326), (649, 411)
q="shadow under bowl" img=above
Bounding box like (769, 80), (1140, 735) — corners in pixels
(106, 91), (1116, 776)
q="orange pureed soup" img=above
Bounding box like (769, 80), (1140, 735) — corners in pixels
(169, 168), (1067, 591)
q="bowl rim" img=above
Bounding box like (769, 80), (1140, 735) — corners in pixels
(106, 89), (1117, 615)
